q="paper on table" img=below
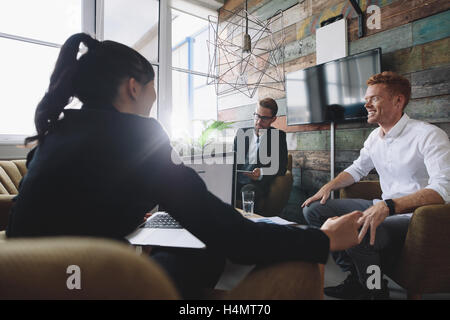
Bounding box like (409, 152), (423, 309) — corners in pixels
(248, 216), (297, 225)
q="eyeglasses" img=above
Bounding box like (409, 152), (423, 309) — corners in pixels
(253, 112), (274, 121)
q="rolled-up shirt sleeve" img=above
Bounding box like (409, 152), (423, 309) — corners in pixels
(421, 127), (450, 203)
(344, 132), (376, 183)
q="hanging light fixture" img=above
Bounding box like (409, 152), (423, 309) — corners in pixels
(207, 1), (286, 98)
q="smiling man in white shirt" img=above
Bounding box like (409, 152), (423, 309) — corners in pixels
(302, 71), (450, 300)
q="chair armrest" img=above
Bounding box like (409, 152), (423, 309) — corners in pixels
(223, 261), (322, 299)
(0, 195), (15, 231)
(394, 204), (450, 293)
(339, 181), (382, 200)
(261, 171), (293, 216)
(0, 237), (180, 299)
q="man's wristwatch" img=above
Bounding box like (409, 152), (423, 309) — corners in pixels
(384, 199), (395, 216)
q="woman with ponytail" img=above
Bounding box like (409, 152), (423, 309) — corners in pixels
(6, 33), (360, 298)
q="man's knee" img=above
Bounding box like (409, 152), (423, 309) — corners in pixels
(346, 229), (386, 255)
(302, 201), (323, 226)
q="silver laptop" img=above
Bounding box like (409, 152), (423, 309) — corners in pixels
(126, 212), (206, 248)
(126, 152), (236, 249)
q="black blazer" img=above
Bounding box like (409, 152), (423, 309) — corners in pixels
(7, 107), (328, 265)
(233, 127), (288, 195)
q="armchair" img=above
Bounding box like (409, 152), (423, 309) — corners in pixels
(0, 233), (322, 300)
(340, 181), (450, 299)
(258, 154), (294, 217)
(0, 160), (27, 230)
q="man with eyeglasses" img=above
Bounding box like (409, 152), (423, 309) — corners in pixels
(233, 98), (288, 214)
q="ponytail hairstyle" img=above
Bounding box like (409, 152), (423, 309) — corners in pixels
(25, 33), (155, 145)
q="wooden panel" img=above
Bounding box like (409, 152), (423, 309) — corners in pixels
(219, 0), (267, 20)
(284, 34), (316, 63)
(291, 150), (362, 171)
(291, 127), (375, 152)
(335, 128), (375, 150)
(348, 0), (450, 42)
(405, 95), (450, 123)
(311, 0), (344, 16)
(382, 37), (450, 74)
(335, 150), (361, 165)
(292, 153), (359, 173)
(349, 23), (412, 55)
(218, 91), (258, 110)
(335, 121), (377, 130)
(218, 97), (287, 121)
(217, 103), (256, 122)
(296, 130), (330, 151)
(258, 53), (316, 100)
(291, 150), (330, 171)
(410, 66), (450, 99)
(349, 11), (450, 56)
(273, 116), (331, 133)
(412, 9), (450, 46)
(296, 0), (396, 41)
(256, 23), (297, 60)
(251, 0), (299, 21)
(301, 169), (331, 193)
(218, 0), (450, 145)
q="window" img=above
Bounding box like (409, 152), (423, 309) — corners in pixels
(103, 0), (159, 119)
(103, 0), (159, 63)
(1, 1), (218, 144)
(171, 9), (217, 140)
(0, 0), (82, 139)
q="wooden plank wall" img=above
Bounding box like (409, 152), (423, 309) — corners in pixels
(218, 0), (450, 198)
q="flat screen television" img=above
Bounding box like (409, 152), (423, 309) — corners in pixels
(285, 48), (382, 125)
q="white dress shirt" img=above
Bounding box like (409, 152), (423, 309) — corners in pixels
(248, 131), (264, 180)
(345, 113), (450, 203)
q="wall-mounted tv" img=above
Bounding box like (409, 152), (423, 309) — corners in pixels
(285, 48), (382, 125)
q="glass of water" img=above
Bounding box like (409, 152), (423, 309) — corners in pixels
(242, 191), (255, 214)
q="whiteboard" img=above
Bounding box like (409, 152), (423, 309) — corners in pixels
(316, 19), (347, 65)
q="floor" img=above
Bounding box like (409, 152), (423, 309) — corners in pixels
(324, 253), (450, 300)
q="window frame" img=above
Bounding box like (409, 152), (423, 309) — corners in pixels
(0, 0), (219, 145)
(169, 7), (218, 139)
(0, 0), (94, 145)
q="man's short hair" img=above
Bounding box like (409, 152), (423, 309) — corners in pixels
(367, 71), (411, 109)
(259, 98), (278, 117)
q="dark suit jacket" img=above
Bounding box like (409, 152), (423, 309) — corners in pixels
(7, 107), (328, 265)
(233, 127), (288, 195)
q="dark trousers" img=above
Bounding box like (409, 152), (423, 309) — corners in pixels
(303, 199), (411, 286)
(151, 247), (225, 299)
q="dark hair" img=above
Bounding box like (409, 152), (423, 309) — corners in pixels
(25, 33), (155, 145)
(258, 98), (278, 117)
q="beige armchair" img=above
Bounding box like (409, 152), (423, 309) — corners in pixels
(258, 154), (294, 217)
(0, 160), (27, 230)
(0, 233), (322, 300)
(340, 181), (450, 299)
